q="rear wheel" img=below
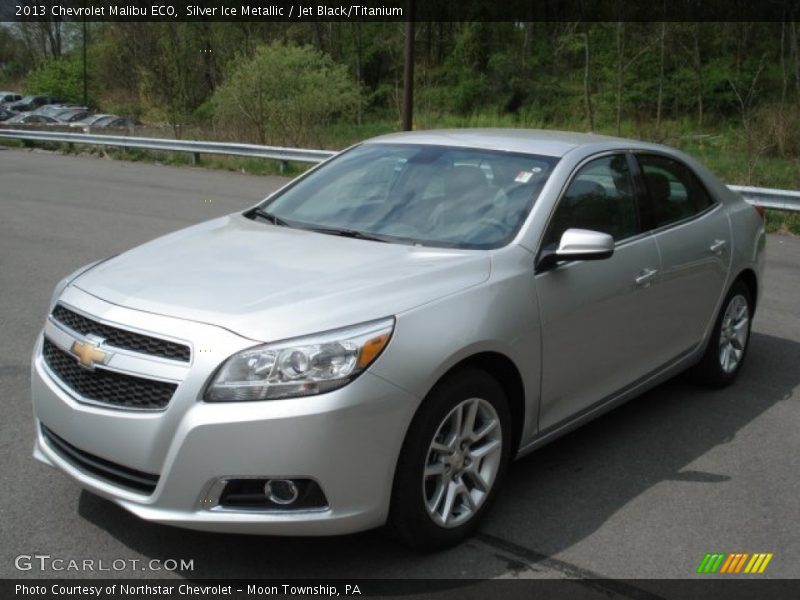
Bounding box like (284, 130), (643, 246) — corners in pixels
(691, 280), (753, 387)
(388, 369), (511, 550)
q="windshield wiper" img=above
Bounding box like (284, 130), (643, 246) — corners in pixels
(305, 226), (395, 244)
(248, 211), (404, 244)
(247, 207), (292, 227)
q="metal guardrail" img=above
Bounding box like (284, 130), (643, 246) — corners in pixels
(0, 129), (336, 165)
(728, 185), (800, 213)
(1, 128), (799, 212)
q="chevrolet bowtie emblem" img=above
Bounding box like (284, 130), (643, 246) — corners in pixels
(70, 337), (110, 369)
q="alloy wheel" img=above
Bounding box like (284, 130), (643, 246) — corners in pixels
(422, 397), (502, 528)
(718, 294), (750, 374)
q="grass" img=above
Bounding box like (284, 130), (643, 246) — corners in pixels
(764, 210), (800, 235)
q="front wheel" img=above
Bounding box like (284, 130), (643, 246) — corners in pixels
(387, 369), (511, 550)
(691, 281), (753, 387)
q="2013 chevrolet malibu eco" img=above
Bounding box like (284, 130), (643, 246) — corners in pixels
(32, 129), (765, 548)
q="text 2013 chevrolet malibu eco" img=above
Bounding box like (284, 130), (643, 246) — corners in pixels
(32, 129), (765, 548)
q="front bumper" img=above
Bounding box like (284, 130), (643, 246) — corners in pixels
(31, 288), (420, 535)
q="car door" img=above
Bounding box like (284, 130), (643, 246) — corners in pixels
(634, 153), (731, 361)
(535, 153), (665, 430)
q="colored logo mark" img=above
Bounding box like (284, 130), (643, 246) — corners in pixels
(697, 552), (773, 574)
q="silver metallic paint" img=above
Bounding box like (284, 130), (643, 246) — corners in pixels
(31, 129), (765, 535)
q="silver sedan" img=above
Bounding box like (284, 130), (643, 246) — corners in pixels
(31, 129), (765, 549)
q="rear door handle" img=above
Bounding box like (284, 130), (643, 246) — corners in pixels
(635, 267), (658, 287)
(710, 239), (727, 253)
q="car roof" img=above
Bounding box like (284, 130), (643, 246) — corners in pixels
(366, 128), (672, 158)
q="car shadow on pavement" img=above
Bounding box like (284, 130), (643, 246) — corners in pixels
(77, 331), (800, 579)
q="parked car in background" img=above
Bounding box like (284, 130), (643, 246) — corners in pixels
(0, 107), (15, 121)
(31, 129), (765, 549)
(53, 108), (90, 123)
(88, 115), (117, 127)
(92, 116), (137, 129)
(0, 91), (22, 105)
(6, 113), (58, 124)
(69, 115), (137, 130)
(32, 104), (86, 118)
(7, 95), (63, 113)
(69, 114), (114, 128)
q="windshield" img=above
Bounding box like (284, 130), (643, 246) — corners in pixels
(258, 143), (558, 249)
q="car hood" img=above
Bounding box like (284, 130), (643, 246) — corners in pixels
(74, 214), (491, 342)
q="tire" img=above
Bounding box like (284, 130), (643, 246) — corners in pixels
(387, 369), (512, 550)
(691, 280), (753, 388)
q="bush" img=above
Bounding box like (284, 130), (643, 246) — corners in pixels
(753, 103), (800, 159)
(25, 54), (92, 105)
(212, 43), (359, 147)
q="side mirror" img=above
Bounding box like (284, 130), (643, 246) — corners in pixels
(537, 228), (615, 272)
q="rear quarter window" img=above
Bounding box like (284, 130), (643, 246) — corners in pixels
(636, 154), (715, 228)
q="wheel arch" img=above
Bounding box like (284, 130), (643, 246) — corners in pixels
(431, 352), (526, 455)
(733, 267), (759, 313)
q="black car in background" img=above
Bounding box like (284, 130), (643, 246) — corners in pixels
(6, 95), (64, 113)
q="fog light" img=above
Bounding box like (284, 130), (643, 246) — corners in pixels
(264, 479), (299, 505)
(215, 477), (328, 510)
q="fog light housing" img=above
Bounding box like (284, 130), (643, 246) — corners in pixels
(214, 478), (328, 510)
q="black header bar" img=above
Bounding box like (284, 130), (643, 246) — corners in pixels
(2, 0), (800, 23)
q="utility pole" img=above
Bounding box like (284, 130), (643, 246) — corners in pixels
(401, 0), (415, 131)
(82, 17), (88, 106)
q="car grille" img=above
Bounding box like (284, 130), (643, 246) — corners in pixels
(42, 338), (177, 410)
(51, 304), (191, 362)
(41, 425), (159, 494)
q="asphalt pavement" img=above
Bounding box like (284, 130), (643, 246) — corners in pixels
(1, 147), (798, 591)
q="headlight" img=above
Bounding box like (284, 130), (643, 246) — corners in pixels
(205, 318), (395, 402)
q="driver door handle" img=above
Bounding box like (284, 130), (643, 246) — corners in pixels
(635, 267), (659, 287)
(710, 239), (728, 254)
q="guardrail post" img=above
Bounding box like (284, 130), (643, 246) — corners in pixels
(279, 160), (288, 174)
(192, 152), (201, 166)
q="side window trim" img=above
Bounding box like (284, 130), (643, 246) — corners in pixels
(625, 151), (656, 233)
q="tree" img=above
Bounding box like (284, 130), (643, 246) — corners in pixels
(656, 21), (666, 132)
(729, 56), (767, 182)
(582, 30), (595, 132)
(25, 54), (90, 103)
(212, 42), (358, 146)
(149, 24), (210, 137)
(0, 26), (33, 80)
